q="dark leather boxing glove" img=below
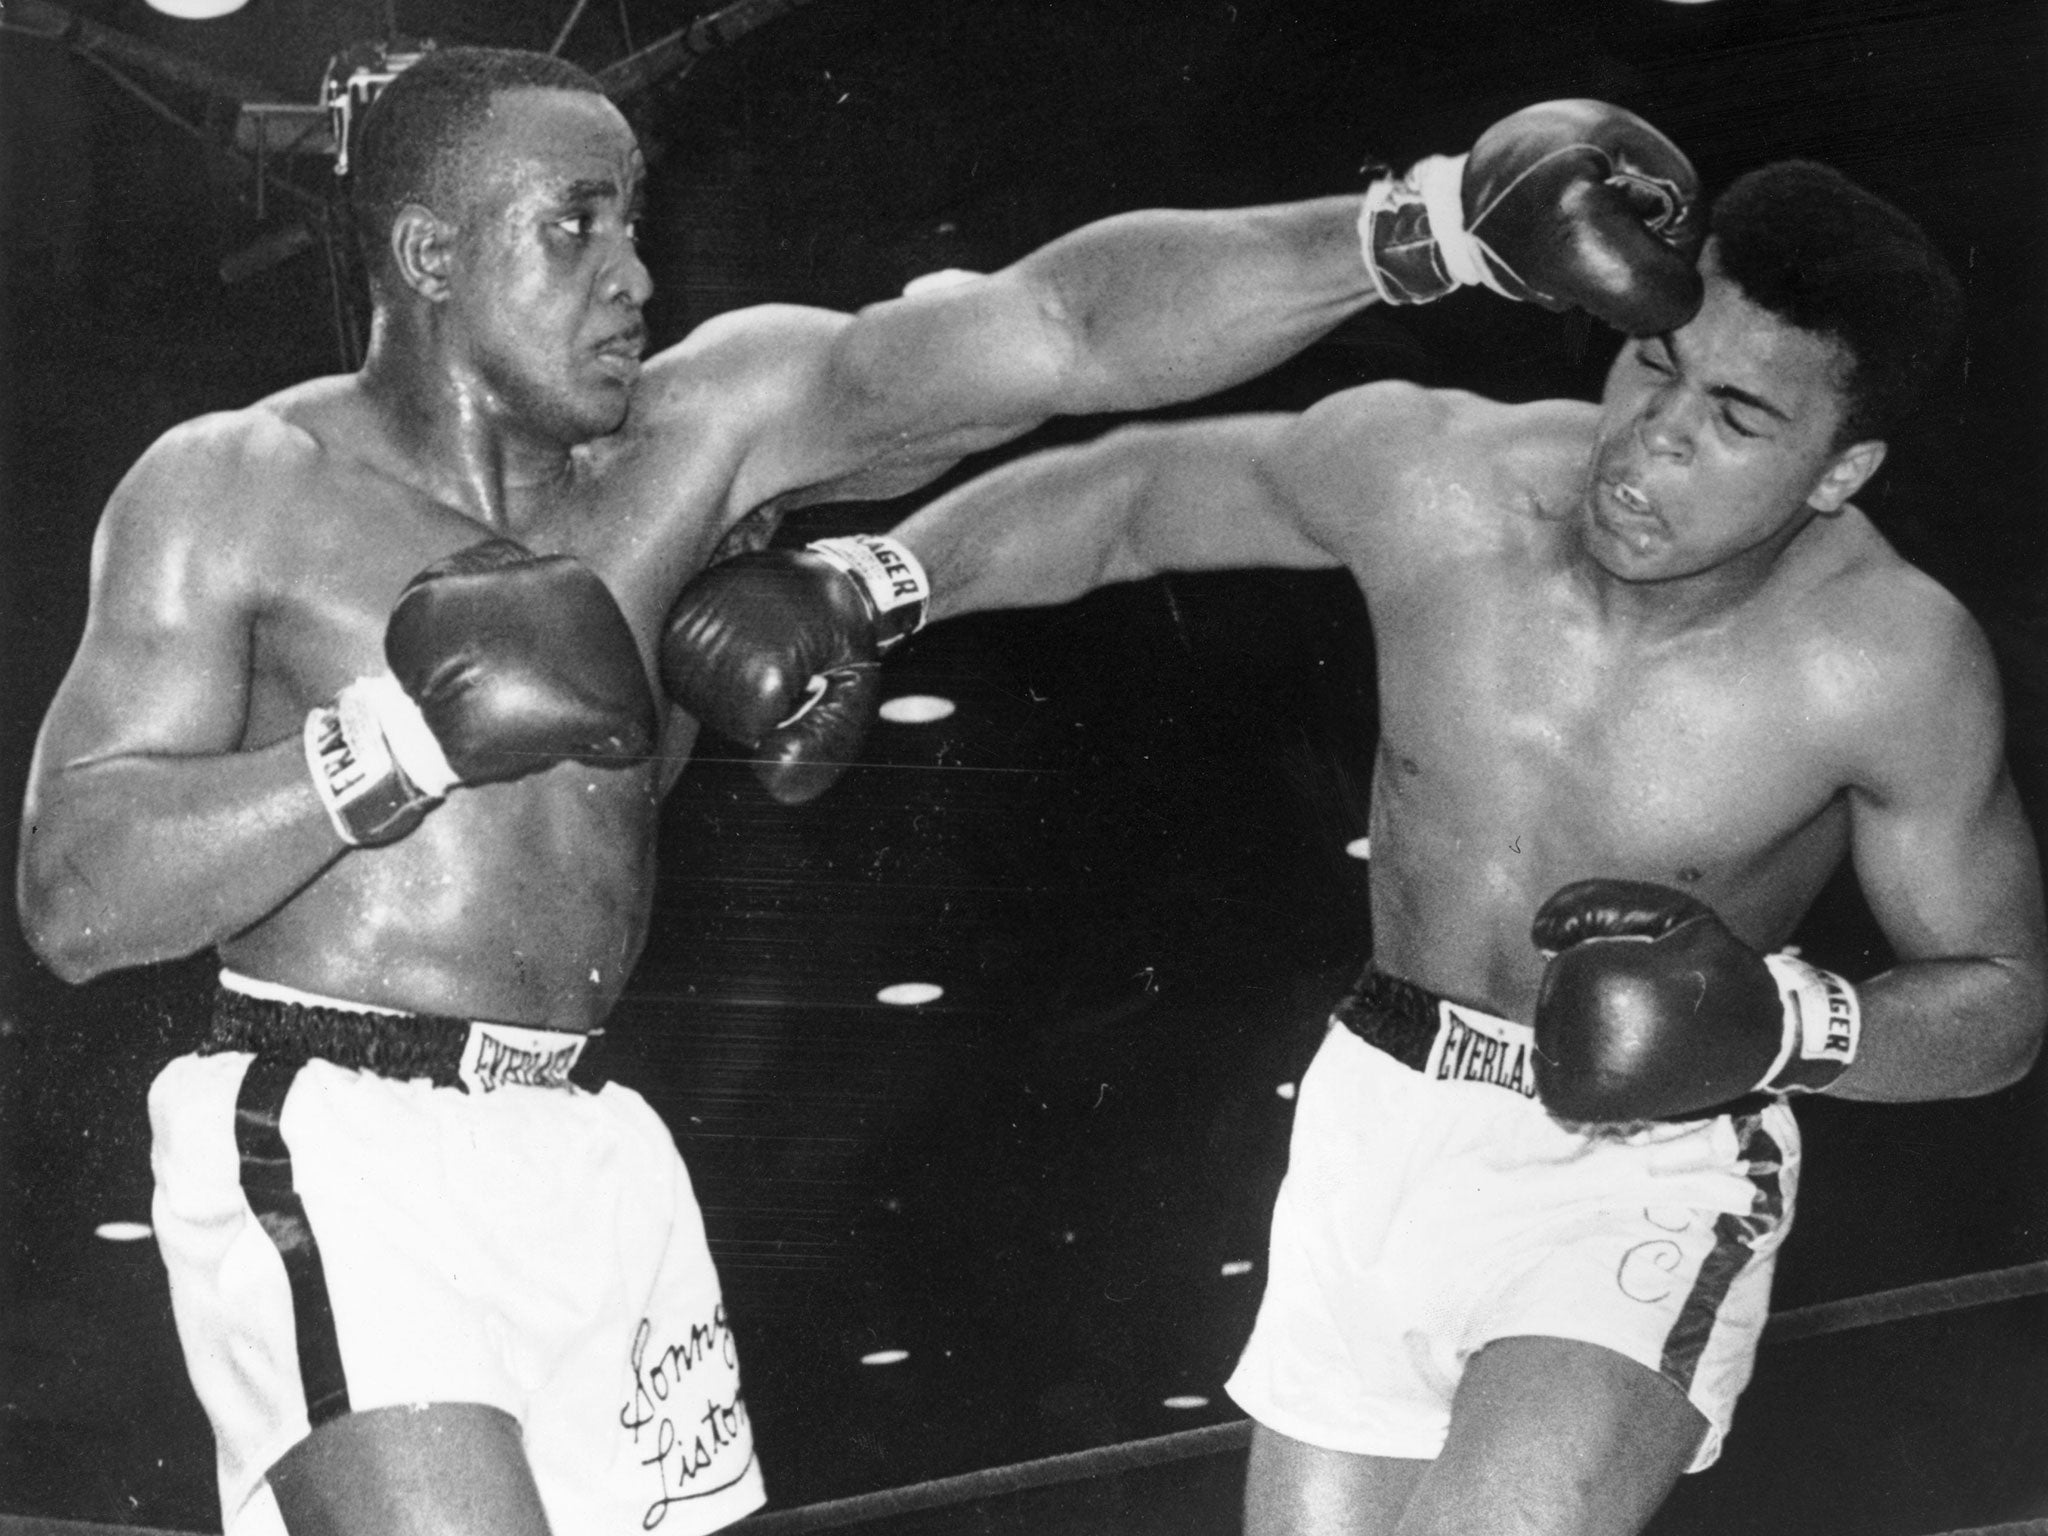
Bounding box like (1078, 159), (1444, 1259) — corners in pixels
(305, 538), (658, 846)
(660, 533), (930, 806)
(1359, 99), (1703, 335)
(1531, 879), (1861, 1123)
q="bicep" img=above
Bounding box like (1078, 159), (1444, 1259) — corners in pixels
(682, 286), (1076, 515)
(1103, 415), (1342, 578)
(1847, 653), (2047, 971)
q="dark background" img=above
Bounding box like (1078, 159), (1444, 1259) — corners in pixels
(2, 1), (2044, 1531)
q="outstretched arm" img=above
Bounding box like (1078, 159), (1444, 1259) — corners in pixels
(899, 413), (1345, 622)
(655, 380), (1451, 805)
(702, 100), (1703, 516)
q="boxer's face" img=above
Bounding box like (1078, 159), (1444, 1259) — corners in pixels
(441, 88), (651, 446)
(1582, 250), (1879, 585)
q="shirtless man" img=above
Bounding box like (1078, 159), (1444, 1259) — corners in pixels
(666, 161), (2047, 1534)
(13, 42), (1707, 1536)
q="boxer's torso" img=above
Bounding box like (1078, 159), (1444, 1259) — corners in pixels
(213, 372), (754, 1028)
(1309, 396), (1915, 1019)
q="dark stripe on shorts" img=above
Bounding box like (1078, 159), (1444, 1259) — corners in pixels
(1659, 1115), (1788, 1390)
(233, 1059), (352, 1427)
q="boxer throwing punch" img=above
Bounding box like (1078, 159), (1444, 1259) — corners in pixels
(668, 156), (2047, 1534)
(16, 43), (1701, 1536)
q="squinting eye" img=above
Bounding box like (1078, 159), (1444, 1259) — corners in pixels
(1722, 413), (1761, 439)
(1635, 349), (1670, 374)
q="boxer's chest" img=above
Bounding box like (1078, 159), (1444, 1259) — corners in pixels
(1370, 571), (1850, 895)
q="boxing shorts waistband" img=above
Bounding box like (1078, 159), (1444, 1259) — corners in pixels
(202, 970), (602, 1094)
(1332, 964), (1538, 1100)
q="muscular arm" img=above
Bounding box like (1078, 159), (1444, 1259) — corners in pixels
(894, 383), (1451, 620)
(709, 198), (1379, 515)
(1833, 602), (2048, 1100)
(17, 424), (342, 982)
(895, 414), (1333, 620)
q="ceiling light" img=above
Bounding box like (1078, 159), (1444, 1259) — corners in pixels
(877, 981), (944, 1006)
(879, 694), (956, 724)
(146, 0), (250, 16)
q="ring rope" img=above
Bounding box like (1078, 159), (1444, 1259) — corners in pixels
(1761, 1257), (2048, 1343)
(734, 1258), (2048, 1534)
(0, 1265), (2037, 1536)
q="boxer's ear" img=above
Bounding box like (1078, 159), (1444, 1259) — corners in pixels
(1807, 439), (1885, 514)
(391, 204), (456, 302)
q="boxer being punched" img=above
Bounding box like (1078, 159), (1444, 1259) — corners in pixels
(668, 161), (2047, 1534)
(15, 44), (1704, 1536)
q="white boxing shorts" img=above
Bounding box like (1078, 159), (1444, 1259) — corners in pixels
(149, 971), (766, 1536)
(1226, 968), (1798, 1473)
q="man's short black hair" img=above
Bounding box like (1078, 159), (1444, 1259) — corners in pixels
(350, 45), (608, 286)
(1709, 161), (1963, 446)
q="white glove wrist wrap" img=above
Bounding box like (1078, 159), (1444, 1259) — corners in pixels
(1759, 951), (1861, 1093)
(1411, 153), (1494, 292)
(1357, 152), (1517, 307)
(808, 535), (931, 648)
(350, 674), (458, 798)
(304, 676), (451, 848)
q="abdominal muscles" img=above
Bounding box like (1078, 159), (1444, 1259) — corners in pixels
(221, 762), (661, 1029)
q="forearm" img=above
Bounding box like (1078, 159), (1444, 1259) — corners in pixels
(1016, 197), (1374, 413)
(899, 438), (1158, 623)
(19, 736), (344, 982)
(1829, 955), (2047, 1101)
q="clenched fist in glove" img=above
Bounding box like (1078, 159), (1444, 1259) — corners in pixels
(306, 538), (658, 847)
(659, 534), (930, 806)
(1531, 879), (1861, 1124)
(1359, 99), (1703, 336)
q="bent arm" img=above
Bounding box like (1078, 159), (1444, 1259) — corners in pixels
(893, 411), (1348, 623)
(17, 433), (342, 982)
(1833, 621), (2048, 1100)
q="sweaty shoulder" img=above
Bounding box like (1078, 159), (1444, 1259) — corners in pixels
(1794, 517), (2005, 790)
(95, 390), (340, 603)
(1271, 379), (1596, 558)
(116, 400), (321, 519)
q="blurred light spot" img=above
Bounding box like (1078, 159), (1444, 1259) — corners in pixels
(95, 1221), (153, 1242)
(878, 982), (943, 1006)
(1345, 836), (1371, 860)
(861, 1348), (910, 1366)
(1162, 1394), (1210, 1410)
(1276, 1082), (1297, 1100)
(1219, 1260), (1254, 1278)
(880, 694), (956, 725)
(146, 0), (248, 13)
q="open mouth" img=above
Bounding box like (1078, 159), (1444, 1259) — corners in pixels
(1607, 479), (1654, 515)
(1592, 475), (1667, 556)
(592, 329), (647, 378)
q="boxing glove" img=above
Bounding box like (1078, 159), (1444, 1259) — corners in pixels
(1531, 879), (1860, 1123)
(305, 538), (659, 846)
(660, 534), (930, 806)
(1359, 99), (1703, 335)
